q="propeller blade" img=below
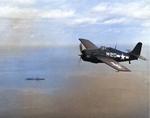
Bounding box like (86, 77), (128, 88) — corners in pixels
(78, 43), (84, 65)
(78, 57), (81, 65)
(79, 43), (82, 53)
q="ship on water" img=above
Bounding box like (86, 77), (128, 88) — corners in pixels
(26, 77), (45, 81)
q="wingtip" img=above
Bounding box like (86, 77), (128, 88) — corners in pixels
(124, 69), (131, 72)
(79, 38), (88, 41)
(118, 70), (131, 72)
(117, 68), (131, 72)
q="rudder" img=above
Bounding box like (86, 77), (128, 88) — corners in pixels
(131, 42), (142, 56)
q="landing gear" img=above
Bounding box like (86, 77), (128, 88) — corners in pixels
(129, 60), (131, 64)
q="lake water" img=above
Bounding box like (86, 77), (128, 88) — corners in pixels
(0, 46), (149, 118)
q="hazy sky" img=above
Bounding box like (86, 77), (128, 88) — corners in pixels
(0, 1), (149, 117)
(0, 0), (150, 47)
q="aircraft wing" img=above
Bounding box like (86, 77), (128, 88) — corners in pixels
(79, 38), (98, 49)
(96, 56), (131, 72)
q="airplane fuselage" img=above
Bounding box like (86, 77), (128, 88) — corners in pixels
(81, 47), (137, 64)
(78, 38), (146, 72)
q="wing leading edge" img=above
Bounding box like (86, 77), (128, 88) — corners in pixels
(79, 38), (98, 49)
(96, 56), (131, 72)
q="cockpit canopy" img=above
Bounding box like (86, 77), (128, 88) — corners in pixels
(100, 46), (108, 51)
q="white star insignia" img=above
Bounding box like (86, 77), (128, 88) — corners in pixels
(121, 54), (125, 60)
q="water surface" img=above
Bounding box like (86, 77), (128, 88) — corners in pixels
(0, 46), (149, 118)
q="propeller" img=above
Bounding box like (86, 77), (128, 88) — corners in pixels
(78, 56), (82, 65)
(78, 43), (83, 65)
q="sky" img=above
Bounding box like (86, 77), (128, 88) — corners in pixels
(0, 1), (149, 117)
(0, 0), (150, 47)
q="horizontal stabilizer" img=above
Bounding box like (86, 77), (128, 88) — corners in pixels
(130, 53), (147, 60)
(139, 55), (147, 60)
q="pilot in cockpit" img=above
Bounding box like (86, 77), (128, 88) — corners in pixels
(100, 46), (107, 51)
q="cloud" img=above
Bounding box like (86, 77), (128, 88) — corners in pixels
(92, 5), (106, 12)
(90, 2), (150, 27)
(102, 18), (132, 25)
(13, 0), (36, 5)
(70, 17), (97, 25)
(141, 20), (150, 27)
(92, 2), (150, 19)
(69, 1), (150, 27)
(0, 0), (36, 5)
(0, 6), (75, 20)
(39, 9), (74, 19)
(117, 3), (150, 19)
(0, 1), (149, 46)
(0, 6), (38, 19)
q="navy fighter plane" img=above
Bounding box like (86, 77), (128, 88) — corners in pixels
(78, 38), (147, 72)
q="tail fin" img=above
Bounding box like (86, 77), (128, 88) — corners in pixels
(129, 42), (142, 60)
(131, 42), (142, 56)
(130, 42), (147, 60)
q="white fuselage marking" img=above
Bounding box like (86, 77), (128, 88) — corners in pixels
(106, 52), (129, 60)
(111, 62), (122, 68)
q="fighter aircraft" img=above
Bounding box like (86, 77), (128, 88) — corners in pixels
(78, 38), (147, 72)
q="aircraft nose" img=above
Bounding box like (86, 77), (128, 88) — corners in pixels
(78, 53), (82, 56)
